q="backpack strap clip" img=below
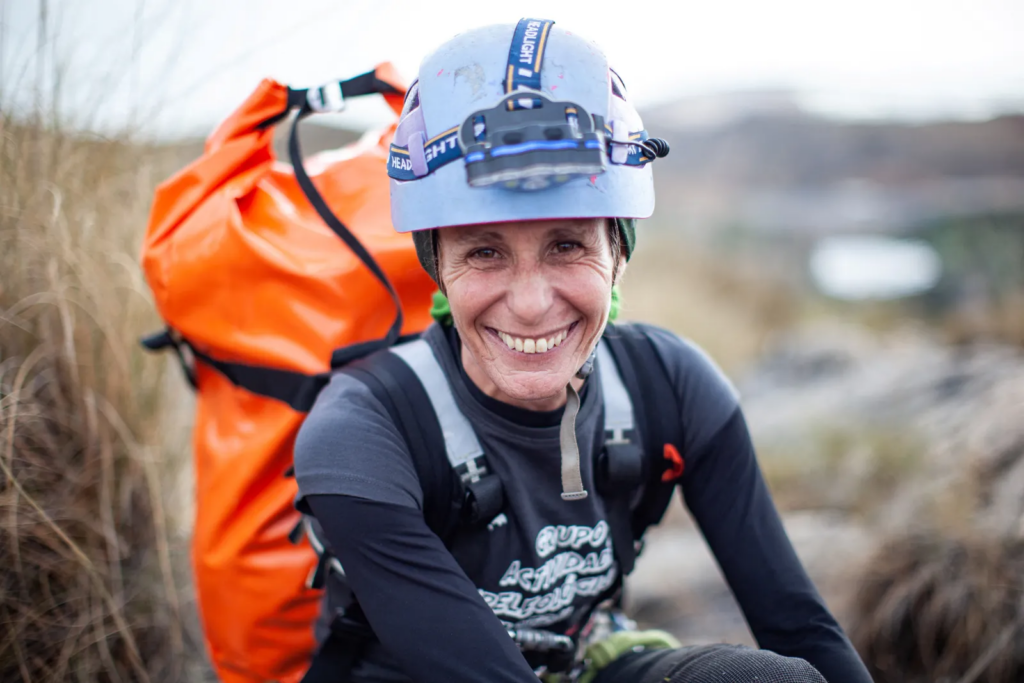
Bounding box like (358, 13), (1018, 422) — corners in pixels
(597, 442), (645, 493)
(462, 472), (505, 527)
(298, 517), (345, 590)
(595, 340), (645, 493)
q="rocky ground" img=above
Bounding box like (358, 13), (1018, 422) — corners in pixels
(626, 322), (1024, 647)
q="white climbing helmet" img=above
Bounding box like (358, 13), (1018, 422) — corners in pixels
(388, 19), (667, 233)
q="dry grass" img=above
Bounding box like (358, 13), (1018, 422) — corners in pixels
(849, 532), (1024, 683)
(621, 236), (800, 374)
(0, 114), (201, 681)
(759, 423), (927, 516)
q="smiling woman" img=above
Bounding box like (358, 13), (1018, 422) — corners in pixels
(438, 218), (621, 411)
(292, 17), (872, 683)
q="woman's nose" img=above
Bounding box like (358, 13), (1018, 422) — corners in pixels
(506, 267), (555, 325)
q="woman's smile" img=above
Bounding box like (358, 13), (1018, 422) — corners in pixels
(487, 321), (579, 355)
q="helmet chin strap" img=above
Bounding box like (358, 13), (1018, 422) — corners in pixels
(558, 348), (598, 501)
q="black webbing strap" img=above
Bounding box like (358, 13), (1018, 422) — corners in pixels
(140, 329), (197, 389)
(335, 70), (403, 99)
(140, 328), (330, 413)
(603, 328), (683, 540)
(344, 352), (461, 543)
(597, 329), (652, 577)
(301, 352), (461, 683)
(597, 441), (645, 576)
(287, 101), (404, 366)
(140, 328), (426, 412)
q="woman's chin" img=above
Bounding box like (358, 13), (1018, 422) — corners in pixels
(493, 375), (572, 406)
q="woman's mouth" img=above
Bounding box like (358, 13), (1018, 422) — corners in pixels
(489, 322), (578, 354)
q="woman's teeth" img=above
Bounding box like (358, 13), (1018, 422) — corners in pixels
(497, 329), (568, 354)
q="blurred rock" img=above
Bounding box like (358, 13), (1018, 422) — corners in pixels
(741, 322), (1024, 535)
(628, 322), (1024, 653)
(628, 510), (873, 645)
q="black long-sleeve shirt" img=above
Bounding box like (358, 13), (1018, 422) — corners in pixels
(296, 323), (872, 683)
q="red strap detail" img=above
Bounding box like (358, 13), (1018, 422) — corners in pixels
(661, 443), (684, 482)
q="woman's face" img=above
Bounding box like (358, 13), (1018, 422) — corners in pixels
(437, 218), (621, 411)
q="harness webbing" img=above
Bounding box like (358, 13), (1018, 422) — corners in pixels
(596, 342), (635, 439)
(390, 340), (485, 472)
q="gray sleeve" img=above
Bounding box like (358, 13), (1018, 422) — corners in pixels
(639, 324), (741, 455)
(294, 372), (424, 510)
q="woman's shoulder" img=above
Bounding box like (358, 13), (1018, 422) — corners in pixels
(294, 369), (424, 509)
(297, 370), (400, 453)
(610, 321), (740, 451)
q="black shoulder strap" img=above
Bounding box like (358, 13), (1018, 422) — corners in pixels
(601, 325), (684, 544)
(303, 347), (464, 683)
(343, 351), (461, 540)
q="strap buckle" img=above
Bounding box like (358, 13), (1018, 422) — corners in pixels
(306, 81), (346, 113)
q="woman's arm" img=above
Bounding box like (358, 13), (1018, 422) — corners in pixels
(295, 373), (537, 683)
(307, 494), (538, 683)
(680, 408), (873, 683)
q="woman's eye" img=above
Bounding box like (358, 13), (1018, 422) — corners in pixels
(553, 241), (581, 254)
(470, 247), (499, 260)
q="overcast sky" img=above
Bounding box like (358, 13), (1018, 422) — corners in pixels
(3, 0), (1023, 138)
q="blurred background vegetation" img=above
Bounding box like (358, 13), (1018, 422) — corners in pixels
(2, 1), (1022, 681)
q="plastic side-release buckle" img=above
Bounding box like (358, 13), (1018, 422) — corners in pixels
(463, 475), (505, 526)
(597, 442), (645, 493)
(307, 81), (346, 113)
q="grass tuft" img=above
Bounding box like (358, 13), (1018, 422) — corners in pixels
(849, 532), (1024, 683)
(0, 114), (201, 681)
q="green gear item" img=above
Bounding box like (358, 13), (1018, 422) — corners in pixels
(430, 289), (454, 326)
(430, 286), (621, 326)
(609, 285), (621, 323)
(412, 218), (636, 284)
(577, 630), (682, 683)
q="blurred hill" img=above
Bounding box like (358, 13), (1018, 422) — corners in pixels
(632, 94), (1024, 348)
(640, 94), (1024, 237)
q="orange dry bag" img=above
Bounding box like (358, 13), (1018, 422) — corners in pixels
(140, 64), (435, 683)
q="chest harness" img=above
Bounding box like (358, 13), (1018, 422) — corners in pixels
(296, 325), (686, 681)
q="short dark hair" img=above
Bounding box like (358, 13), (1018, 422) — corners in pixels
(607, 218), (623, 284)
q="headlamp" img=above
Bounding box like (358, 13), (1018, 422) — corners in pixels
(458, 92), (605, 191)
